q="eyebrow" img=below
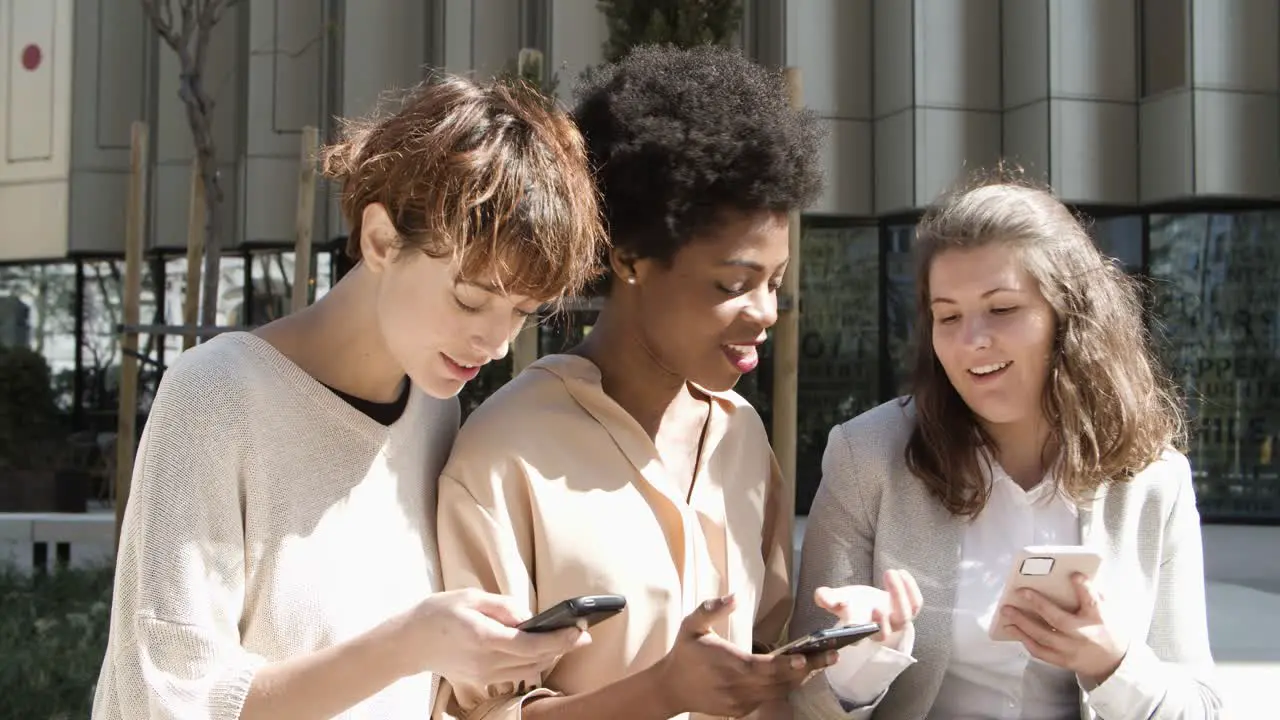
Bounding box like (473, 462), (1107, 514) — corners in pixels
(719, 259), (770, 271)
(930, 286), (1022, 305)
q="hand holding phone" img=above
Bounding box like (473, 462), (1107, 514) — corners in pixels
(652, 594), (837, 718)
(989, 545), (1103, 642)
(770, 623), (881, 656)
(517, 594), (627, 633)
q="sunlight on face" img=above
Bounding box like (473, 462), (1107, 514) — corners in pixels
(928, 243), (1056, 428)
(376, 249), (542, 399)
(628, 211), (789, 392)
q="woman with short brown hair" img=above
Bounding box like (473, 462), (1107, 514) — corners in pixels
(93, 73), (607, 720)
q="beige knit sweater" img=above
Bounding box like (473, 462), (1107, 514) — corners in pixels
(92, 333), (459, 719)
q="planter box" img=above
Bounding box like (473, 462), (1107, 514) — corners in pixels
(0, 469), (90, 513)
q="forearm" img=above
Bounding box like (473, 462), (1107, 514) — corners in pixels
(240, 620), (407, 720)
(522, 664), (676, 720)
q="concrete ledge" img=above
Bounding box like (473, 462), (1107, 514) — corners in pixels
(0, 511), (114, 572)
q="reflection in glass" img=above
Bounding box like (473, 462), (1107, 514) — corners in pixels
(314, 251), (334, 300)
(0, 263), (77, 409)
(1149, 211), (1280, 520)
(794, 224), (878, 512)
(1090, 215), (1143, 271)
(884, 225), (916, 397)
(215, 255), (248, 327)
(248, 251), (295, 325)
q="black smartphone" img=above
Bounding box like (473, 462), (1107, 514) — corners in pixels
(517, 594), (627, 633)
(769, 623), (881, 656)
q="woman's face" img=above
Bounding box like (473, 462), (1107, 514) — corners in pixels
(364, 205), (542, 400)
(626, 211), (789, 392)
(928, 242), (1057, 428)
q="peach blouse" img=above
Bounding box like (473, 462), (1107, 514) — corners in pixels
(435, 354), (793, 720)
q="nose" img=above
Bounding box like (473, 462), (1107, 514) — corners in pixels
(960, 315), (992, 350)
(745, 285), (779, 329)
(472, 317), (515, 361)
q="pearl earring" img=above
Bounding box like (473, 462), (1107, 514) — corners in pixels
(626, 276), (636, 285)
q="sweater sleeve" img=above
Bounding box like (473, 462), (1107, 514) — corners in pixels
(94, 361), (266, 720)
(1084, 452), (1224, 720)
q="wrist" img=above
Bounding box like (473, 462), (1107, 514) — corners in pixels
(641, 657), (684, 717)
(1082, 648), (1127, 687)
(370, 609), (420, 681)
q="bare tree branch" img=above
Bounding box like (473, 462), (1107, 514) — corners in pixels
(140, 0), (181, 49)
(142, 0), (240, 329)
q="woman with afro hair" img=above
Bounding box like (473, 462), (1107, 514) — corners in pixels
(434, 44), (874, 719)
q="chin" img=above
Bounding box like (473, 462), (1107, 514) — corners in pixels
(690, 365), (748, 393)
(966, 401), (1032, 428)
(409, 373), (464, 401)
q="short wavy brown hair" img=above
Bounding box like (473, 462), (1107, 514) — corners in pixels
(321, 73), (607, 303)
(904, 168), (1185, 517)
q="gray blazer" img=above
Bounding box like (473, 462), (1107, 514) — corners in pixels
(789, 399), (1223, 720)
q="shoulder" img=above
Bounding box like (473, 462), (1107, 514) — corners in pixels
(406, 389), (462, 462)
(713, 388), (770, 444)
(447, 364), (580, 464)
(150, 333), (277, 423)
(816, 397), (918, 509)
(1108, 447), (1195, 518)
(829, 396), (917, 461)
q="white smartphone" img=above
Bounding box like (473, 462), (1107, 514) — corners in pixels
(988, 545), (1103, 642)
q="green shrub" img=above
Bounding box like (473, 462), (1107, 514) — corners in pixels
(0, 564), (114, 718)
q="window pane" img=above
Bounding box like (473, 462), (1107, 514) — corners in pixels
(314, 251), (334, 300)
(249, 251), (294, 324)
(884, 225), (917, 397)
(795, 223), (879, 513)
(1090, 215), (1144, 271)
(0, 263), (77, 410)
(1149, 211), (1280, 521)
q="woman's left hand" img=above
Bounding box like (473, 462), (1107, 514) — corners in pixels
(998, 572), (1129, 685)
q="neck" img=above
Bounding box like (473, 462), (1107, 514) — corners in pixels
(257, 265), (406, 403)
(984, 415), (1054, 490)
(573, 302), (692, 438)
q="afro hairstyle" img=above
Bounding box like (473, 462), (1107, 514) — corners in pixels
(572, 43), (826, 291)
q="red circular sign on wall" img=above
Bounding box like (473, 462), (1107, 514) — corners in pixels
(21, 44), (42, 71)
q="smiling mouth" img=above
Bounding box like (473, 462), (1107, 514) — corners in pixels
(444, 354), (483, 370)
(969, 361), (1011, 376)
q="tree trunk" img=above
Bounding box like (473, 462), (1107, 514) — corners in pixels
(180, 75), (224, 329)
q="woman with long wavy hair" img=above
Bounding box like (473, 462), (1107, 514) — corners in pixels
(788, 170), (1222, 719)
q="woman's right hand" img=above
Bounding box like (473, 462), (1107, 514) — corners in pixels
(387, 588), (591, 687)
(654, 594), (837, 718)
(813, 569), (923, 649)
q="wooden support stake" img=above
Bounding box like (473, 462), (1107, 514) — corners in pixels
(771, 67), (802, 519)
(292, 126), (319, 313)
(182, 158), (205, 350)
(115, 121), (149, 548)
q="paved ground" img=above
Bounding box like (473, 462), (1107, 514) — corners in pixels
(793, 519), (1279, 718)
(1199, 525), (1280, 717)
